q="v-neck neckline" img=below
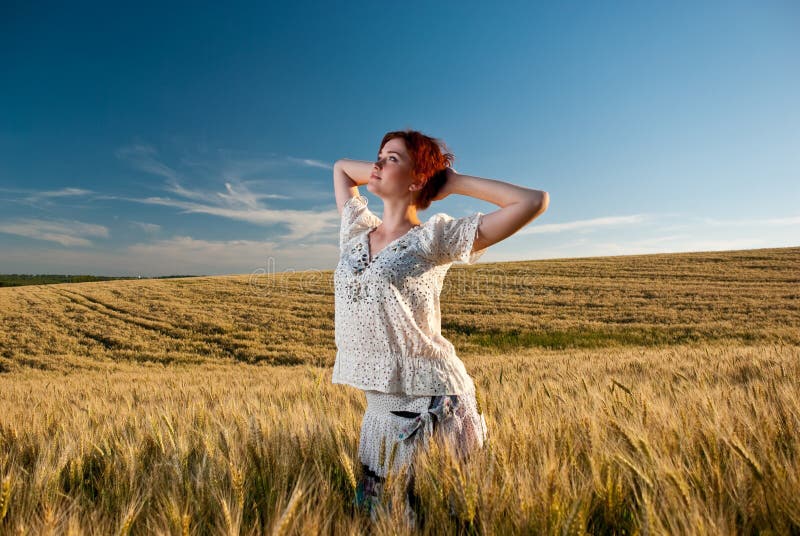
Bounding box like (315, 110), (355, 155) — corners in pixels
(365, 222), (422, 264)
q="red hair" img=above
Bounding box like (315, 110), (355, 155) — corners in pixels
(378, 129), (454, 211)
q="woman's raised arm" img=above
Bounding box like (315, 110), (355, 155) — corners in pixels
(334, 159), (374, 214)
(443, 168), (549, 251)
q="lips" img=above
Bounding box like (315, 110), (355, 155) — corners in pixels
(370, 174), (381, 180)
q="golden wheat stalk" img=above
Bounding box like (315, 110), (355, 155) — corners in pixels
(338, 449), (357, 491)
(0, 475), (11, 523)
(182, 514), (191, 536)
(220, 496), (234, 536)
(728, 437), (764, 481)
(273, 485), (303, 536)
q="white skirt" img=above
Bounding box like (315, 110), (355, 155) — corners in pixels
(357, 385), (489, 479)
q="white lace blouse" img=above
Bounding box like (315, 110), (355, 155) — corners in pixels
(332, 194), (488, 396)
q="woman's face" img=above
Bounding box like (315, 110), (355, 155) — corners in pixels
(367, 137), (419, 201)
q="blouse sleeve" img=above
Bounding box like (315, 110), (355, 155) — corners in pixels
(426, 212), (488, 265)
(339, 195), (376, 251)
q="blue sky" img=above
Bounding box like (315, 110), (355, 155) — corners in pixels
(1, 1), (798, 276)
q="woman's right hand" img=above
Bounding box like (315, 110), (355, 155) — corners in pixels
(335, 159), (375, 186)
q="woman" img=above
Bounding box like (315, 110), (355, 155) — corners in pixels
(332, 129), (549, 525)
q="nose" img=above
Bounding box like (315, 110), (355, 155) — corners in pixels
(373, 159), (383, 170)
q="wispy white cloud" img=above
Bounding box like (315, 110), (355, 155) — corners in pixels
(27, 187), (94, 200)
(0, 218), (109, 247)
(286, 156), (334, 169)
(215, 181), (284, 210)
(0, 186), (95, 208)
(163, 179), (292, 206)
(521, 214), (652, 234)
(217, 154), (332, 201)
(114, 142), (337, 242)
(114, 143), (181, 182)
(126, 195), (336, 242)
(161, 180), (220, 204)
(129, 221), (161, 234)
(0, 187), (93, 198)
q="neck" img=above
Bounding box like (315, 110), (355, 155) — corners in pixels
(379, 199), (422, 230)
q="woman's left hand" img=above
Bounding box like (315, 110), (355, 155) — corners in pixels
(432, 167), (459, 201)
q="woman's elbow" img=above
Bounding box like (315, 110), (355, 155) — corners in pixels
(524, 190), (549, 215)
(539, 191), (550, 213)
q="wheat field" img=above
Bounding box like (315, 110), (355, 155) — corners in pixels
(0, 246), (798, 534)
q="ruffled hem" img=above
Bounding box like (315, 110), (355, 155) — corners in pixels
(332, 350), (476, 396)
(357, 387), (488, 479)
(358, 409), (425, 479)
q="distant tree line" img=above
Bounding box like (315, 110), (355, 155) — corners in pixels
(0, 274), (202, 287)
